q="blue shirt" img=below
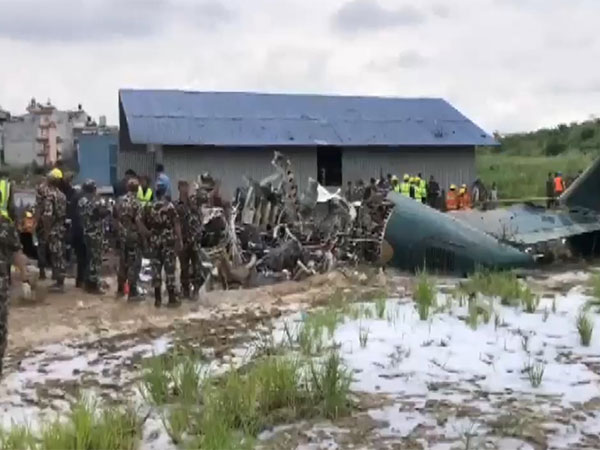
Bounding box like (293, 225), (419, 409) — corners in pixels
(155, 172), (172, 199)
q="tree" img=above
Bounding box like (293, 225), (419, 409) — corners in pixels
(544, 140), (567, 156)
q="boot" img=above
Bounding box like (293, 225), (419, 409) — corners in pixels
(154, 287), (162, 308)
(181, 285), (190, 300)
(127, 285), (144, 303)
(167, 290), (181, 308)
(76, 278), (84, 289)
(39, 269), (46, 281)
(49, 279), (65, 293)
(116, 283), (125, 299)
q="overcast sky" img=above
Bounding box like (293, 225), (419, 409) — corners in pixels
(0, 0), (598, 133)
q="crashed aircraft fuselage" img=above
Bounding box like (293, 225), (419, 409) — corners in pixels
(380, 193), (534, 275)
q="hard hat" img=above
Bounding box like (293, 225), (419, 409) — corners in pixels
(48, 168), (63, 179)
(459, 188), (466, 194)
(391, 175), (399, 182)
(450, 184), (456, 190)
(403, 174), (409, 181)
(462, 184), (467, 188)
(25, 211), (33, 218)
(82, 179), (96, 192)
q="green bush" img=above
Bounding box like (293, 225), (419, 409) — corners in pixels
(544, 140), (567, 156)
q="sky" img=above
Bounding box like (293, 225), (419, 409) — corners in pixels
(0, 0), (599, 133)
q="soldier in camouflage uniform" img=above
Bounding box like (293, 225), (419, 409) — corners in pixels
(78, 180), (110, 294)
(114, 178), (144, 302)
(142, 181), (182, 308)
(42, 170), (67, 292)
(0, 193), (30, 378)
(35, 177), (51, 280)
(176, 181), (204, 299)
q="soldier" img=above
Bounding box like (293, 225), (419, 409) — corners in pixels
(114, 178), (144, 302)
(42, 169), (67, 292)
(0, 194), (30, 378)
(176, 181), (203, 299)
(34, 176), (51, 280)
(142, 181), (182, 308)
(78, 180), (110, 294)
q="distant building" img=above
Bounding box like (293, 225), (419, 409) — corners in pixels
(1, 98), (89, 167)
(75, 125), (119, 190)
(118, 89), (498, 198)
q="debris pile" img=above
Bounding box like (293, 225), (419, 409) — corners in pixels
(198, 151), (394, 290)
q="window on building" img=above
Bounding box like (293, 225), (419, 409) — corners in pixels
(317, 147), (342, 187)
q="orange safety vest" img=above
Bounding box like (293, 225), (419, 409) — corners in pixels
(458, 191), (471, 210)
(446, 191), (458, 211)
(554, 176), (564, 194)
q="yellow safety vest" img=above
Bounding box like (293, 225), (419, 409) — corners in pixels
(0, 179), (11, 220)
(137, 186), (153, 204)
(419, 179), (427, 199)
(400, 183), (410, 196)
(414, 184), (422, 201)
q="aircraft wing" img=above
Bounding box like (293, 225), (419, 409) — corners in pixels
(453, 205), (600, 245)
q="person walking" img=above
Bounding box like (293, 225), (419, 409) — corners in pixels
(446, 184), (458, 211)
(142, 181), (183, 308)
(0, 204), (30, 378)
(399, 175), (411, 197)
(554, 172), (565, 199)
(427, 175), (440, 208)
(42, 169), (67, 292)
(417, 173), (427, 205)
(114, 178), (144, 302)
(78, 180), (110, 294)
(176, 181), (203, 300)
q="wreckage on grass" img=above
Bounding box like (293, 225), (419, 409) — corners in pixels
(203, 151), (600, 284)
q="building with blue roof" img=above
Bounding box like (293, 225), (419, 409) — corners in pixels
(118, 89), (497, 197)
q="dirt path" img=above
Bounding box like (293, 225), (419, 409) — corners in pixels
(6, 269), (389, 357)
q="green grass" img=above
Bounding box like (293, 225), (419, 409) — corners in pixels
(139, 349), (353, 449)
(577, 312), (594, 347)
(358, 325), (370, 348)
(374, 296), (387, 319)
(414, 271), (437, 320)
(587, 273), (600, 310)
(477, 150), (592, 201)
(0, 398), (141, 450)
(460, 269), (529, 308)
(525, 360), (545, 388)
(521, 286), (540, 314)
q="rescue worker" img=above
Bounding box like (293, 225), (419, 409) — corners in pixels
(0, 171), (15, 222)
(554, 171), (565, 199)
(78, 180), (110, 294)
(390, 175), (400, 193)
(42, 169), (67, 292)
(34, 176), (51, 280)
(546, 172), (555, 208)
(446, 184), (458, 211)
(137, 176), (153, 205)
(417, 173), (427, 205)
(176, 181), (203, 300)
(114, 178), (144, 302)
(0, 195), (30, 378)
(399, 174), (411, 197)
(412, 177), (422, 202)
(344, 181), (354, 201)
(142, 180), (183, 308)
(458, 184), (472, 210)
(354, 179), (365, 201)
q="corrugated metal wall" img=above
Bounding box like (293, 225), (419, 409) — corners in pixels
(342, 147), (476, 192)
(117, 147), (156, 180)
(76, 134), (117, 187)
(162, 147), (317, 199)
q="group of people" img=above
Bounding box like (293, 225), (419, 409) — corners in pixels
(31, 163), (217, 309)
(343, 172), (497, 212)
(545, 171), (582, 208)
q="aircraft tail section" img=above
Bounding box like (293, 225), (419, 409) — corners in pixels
(560, 155), (600, 212)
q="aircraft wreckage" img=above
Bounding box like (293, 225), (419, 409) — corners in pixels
(191, 151), (600, 285)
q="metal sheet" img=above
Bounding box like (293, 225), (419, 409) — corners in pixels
(119, 89), (498, 148)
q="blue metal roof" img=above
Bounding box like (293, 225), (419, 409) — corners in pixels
(119, 89), (498, 147)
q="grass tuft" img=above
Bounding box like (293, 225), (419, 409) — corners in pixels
(521, 286), (540, 314)
(577, 312), (594, 347)
(525, 360), (545, 388)
(358, 325), (370, 348)
(414, 270), (436, 320)
(375, 296), (387, 319)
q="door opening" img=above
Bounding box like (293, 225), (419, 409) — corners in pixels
(317, 147), (342, 187)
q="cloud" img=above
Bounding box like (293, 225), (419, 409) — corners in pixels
(367, 50), (427, 72)
(332, 0), (425, 34)
(0, 0), (234, 42)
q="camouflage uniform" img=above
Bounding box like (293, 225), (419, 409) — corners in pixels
(143, 198), (179, 293)
(43, 186), (67, 282)
(115, 192), (143, 293)
(176, 194), (203, 296)
(78, 194), (108, 285)
(35, 182), (51, 274)
(0, 216), (22, 376)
